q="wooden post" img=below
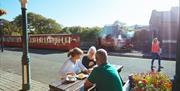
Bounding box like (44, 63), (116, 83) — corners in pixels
(175, 6), (180, 91)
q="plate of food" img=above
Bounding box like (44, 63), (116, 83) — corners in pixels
(76, 73), (89, 80)
(65, 74), (77, 83)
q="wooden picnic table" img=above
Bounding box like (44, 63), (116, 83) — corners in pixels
(49, 64), (123, 91)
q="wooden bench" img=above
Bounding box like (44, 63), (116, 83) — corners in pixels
(49, 64), (123, 91)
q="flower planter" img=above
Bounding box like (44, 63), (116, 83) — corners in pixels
(124, 72), (172, 91)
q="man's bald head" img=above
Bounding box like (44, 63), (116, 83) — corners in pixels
(95, 49), (108, 65)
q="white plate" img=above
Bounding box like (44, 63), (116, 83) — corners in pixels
(76, 74), (89, 79)
(65, 75), (77, 82)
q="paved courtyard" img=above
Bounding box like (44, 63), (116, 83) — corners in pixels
(0, 48), (176, 85)
(0, 69), (49, 91)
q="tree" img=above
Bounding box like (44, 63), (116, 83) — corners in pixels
(113, 20), (130, 32)
(1, 19), (20, 35)
(1, 19), (10, 35)
(2, 12), (101, 39)
(12, 12), (62, 34)
(60, 26), (101, 41)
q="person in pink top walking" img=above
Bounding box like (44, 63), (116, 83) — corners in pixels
(151, 38), (163, 70)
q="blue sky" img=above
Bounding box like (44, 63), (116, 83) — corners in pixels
(0, 0), (179, 27)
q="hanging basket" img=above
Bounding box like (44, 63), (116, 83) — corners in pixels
(0, 9), (6, 16)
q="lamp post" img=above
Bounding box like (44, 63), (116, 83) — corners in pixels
(0, 9), (6, 52)
(19, 0), (31, 90)
(0, 19), (4, 52)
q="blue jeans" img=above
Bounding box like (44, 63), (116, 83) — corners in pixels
(80, 86), (84, 91)
(151, 53), (161, 66)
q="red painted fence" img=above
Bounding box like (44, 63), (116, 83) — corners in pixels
(3, 34), (80, 51)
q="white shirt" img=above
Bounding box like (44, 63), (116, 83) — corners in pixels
(59, 59), (87, 77)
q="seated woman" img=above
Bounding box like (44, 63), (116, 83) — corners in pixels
(82, 46), (96, 69)
(59, 47), (89, 78)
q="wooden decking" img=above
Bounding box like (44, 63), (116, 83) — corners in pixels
(0, 70), (49, 91)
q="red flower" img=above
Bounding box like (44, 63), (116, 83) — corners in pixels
(153, 83), (159, 88)
(142, 79), (146, 85)
(136, 88), (143, 91)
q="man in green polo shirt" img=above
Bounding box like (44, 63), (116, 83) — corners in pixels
(84, 49), (123, 91)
